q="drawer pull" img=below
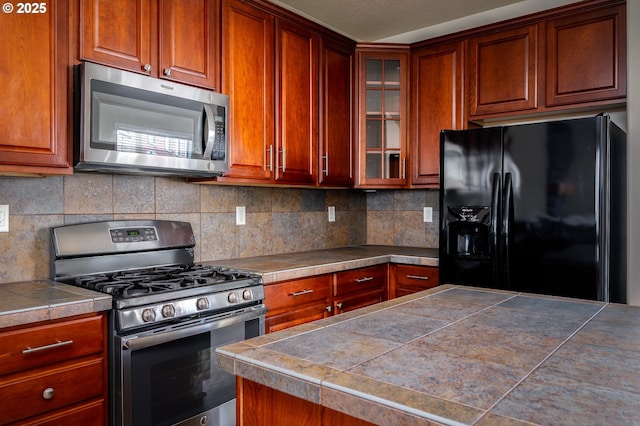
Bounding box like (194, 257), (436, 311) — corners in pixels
(22, 339), (74, 354)
(42, 387), (55, 400)
(290, 289), (314, 297)
(406, 275), (430, 281)
(355, 277), (373, 283)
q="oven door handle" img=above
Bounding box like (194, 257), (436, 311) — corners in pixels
(121, 304), (267, 351)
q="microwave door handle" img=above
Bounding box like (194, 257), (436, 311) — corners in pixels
(202, 104), (216, 159)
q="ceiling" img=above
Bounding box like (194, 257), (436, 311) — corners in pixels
(269, 0), (581, 43)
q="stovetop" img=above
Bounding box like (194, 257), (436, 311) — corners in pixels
(50, 219), (265, 332)
(73, 263), (259, 300)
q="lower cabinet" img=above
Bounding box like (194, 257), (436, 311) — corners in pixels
(389, 264), (439, 298)
(266, 263), (438, 332)
(237, 377), (375, 426)
(264, 274), (333, 333)
(333, 265), (387, 314)
(0, 313), (108, 425)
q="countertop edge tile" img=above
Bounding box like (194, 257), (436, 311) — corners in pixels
(0, 280), (112, 329)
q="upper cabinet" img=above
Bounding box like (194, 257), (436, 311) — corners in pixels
(468, 0), (626, 120)
(545, 2), (626, 107)
(80, 0), (220, 89)
(355, 47), (409, 188)
(220, 0), (352, 187)
(468, 24), (540, 117)
(220, 0), (274, 182)
(274, 18), (318, 185)
(410, 41), (465, 187)
(318, 38), (355, 187)
(220, 0), (317, 185)
(0, 0), (72, 175)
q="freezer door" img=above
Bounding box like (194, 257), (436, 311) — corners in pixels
(439, 127), (502, 287)
(502, 118), (601, 300)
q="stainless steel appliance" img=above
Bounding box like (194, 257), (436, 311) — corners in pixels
(440, 114), (627, 303)
(74, 62), (229, 177)
(51, 220), (265, 426)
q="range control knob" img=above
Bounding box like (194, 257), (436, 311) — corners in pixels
(227, 292), (238, 303)
(196, 297), (210, 311)
(141, 308), (156, 323)
(161, 304), (176, 318)
(242, 289), (253, 300)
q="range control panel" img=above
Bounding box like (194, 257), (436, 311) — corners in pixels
(110, 227), (158, 243)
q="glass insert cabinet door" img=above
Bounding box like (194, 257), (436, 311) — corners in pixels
(358, 50), (408, 187)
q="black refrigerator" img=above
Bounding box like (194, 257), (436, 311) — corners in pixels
(439, 114), (626, 303)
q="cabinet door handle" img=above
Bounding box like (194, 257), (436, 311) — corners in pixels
(280, 148), (286, 171)
(336, 302), (343, 309)
(267, 144), (274, 171)
(406, 274), (430, 280)
(322, 154), (329, 176)
(355, 277), (373, 283)
(143, 63), (152, 72)
(22, 339), (73, 354)
(326, 305), (332, 312)
(290, 289), (313, 297)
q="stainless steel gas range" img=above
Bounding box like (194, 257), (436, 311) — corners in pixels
(51, 220), (266, 426)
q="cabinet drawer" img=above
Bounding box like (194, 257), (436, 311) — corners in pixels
(0, 357), (104, 424)
(0, 314), (105, 376)
(396, 265), (439, 289)
(18, 398), (105, 426)
(334, 265), (387, 297)
(264, 275), (332, 314)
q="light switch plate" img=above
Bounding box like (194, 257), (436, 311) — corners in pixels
(328, 206), (336, 222)
(423, 207), (433, 223)
(0, 205), (8, 232)
(236, 206), (246, 225)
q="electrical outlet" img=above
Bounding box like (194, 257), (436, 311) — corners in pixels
(423, 207), (433, 223)
(328, 206), (336, 222)
(0, 205), (8, 232)
(236, 206), (246, 225)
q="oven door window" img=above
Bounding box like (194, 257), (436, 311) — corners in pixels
(129, 321), (243, 426)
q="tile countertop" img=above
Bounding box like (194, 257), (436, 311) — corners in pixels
(216, 285), (640, 426)
(0, 280), (112, 329)
(206, 245), (439, 283)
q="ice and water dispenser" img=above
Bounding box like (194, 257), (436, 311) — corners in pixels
(446, 206), (491, 259)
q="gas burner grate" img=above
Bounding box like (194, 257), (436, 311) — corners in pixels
(73, 264), (257, 299)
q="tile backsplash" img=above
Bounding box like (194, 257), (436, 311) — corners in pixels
(0, 174), (438, 283)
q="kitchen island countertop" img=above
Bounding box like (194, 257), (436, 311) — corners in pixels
(217, 284), (640, 425)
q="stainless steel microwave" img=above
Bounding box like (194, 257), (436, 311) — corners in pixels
(74, 62), (229, 177)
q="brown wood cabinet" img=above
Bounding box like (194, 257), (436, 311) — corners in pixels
(355, 46), (409, 188)
(236, 377), (375, 426)
(545, 2), (626, 107)
(389, 264), (439, 298)
(220, 0), (318, 186)
(80, 0), (219, 89)
(333, 265), (387, 314)
(468, 24), (540, 117)
(264, 274), (332, 333)
(221, 0), (274, 182)
(318, 37), (355, 187)
(264, 265), (390, 332)
(0, 313), (108, 425)
(0, 0), (72, 175)
(274, 18), (318, 185)
(468, 0), (626, 120)
(410, 41), (465, 187)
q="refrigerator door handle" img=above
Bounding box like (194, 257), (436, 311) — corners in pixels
(502, 172), (513, 290)
(491, 172), (501, 285)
